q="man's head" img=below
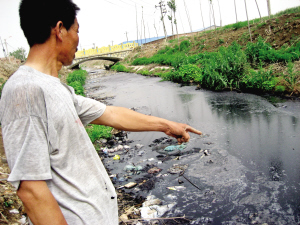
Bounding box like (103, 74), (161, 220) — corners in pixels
(19, 0), (80, 47)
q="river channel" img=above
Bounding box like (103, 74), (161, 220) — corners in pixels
(85, 69), (300, 224)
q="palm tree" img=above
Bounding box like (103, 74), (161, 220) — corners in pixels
(167, 1), (175, 35)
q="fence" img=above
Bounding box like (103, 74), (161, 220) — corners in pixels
(75, 42), (138, 58)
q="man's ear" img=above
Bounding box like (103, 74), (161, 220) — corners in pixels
(55, 21), (64, 42)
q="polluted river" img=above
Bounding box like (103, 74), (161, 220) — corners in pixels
(84, 69), (300, 225)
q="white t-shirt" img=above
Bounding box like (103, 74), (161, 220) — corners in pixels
(0, 66), (118, 225)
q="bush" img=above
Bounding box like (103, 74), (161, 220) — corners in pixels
(67, 69), (87, 86)
(245, 36), (300, 64)
(85, 124), (112, 143)
(67, 69), (87, 96)
(180, 40), (191, 52)
(69, 81), (85, 96)
(164, 64), (202, 83)
(241, 67), (277, 91)
(111, 62), (129, 72)
(200, 42), (248, 90)
(283, 62), (300, 94)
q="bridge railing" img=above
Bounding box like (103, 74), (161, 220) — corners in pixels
(75, 42), (138, 58)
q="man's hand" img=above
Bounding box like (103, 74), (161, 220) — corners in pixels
(17, 181), (68, 225)
(163, 121), (202, 144)
(92, 106), (202, 143)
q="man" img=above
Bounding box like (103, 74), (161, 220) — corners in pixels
(0, 0), (202, 224)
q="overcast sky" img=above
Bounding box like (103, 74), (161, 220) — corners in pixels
(0, 0), (299, 58)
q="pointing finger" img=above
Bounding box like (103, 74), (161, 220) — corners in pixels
(185, 126), (202, 135)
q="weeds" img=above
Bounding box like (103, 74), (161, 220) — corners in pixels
(283, 62), (300, 95)
(85, 124), (112, 143)
(111, 62), (130, 72)
(67, 69), (87, 96)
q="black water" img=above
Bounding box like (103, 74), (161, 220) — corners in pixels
(85, 70), (300, 224)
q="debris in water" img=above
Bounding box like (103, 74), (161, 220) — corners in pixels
(147, 167), (162, 174)
(164, 143), (187, 152)
(124, 182), (137, 189)
(167, 186), (186, 191)
(113, 155), (120, 160)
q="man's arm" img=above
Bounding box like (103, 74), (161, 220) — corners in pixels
(17, 181), (68, 225)
(91, 106), (202, 144)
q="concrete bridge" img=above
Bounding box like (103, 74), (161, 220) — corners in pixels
(68, 42), (138, 69)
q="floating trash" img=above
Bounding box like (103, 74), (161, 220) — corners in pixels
(113, 155), (120, 160)
(166, 186), (186, 191)
(164, 143), (187, 152)
(124, 182), (137, 189)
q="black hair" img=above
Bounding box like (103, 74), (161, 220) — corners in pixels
(19, 0), (80, 47)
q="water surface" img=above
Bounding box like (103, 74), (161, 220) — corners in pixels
(86, 70), (300, 224)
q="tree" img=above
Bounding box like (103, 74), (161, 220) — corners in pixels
(199, 0), (205, 29)
(167, 0), (179, 46)
(156, 1), (168, 41)
(267, 0), (271, 18)
(167, 14), (174, 36)
(216, 0), (222, 27)
(233, 0), (238, 23)
(209, 0), (216, 31)
(183, 0), (192, 32)
(243, 0), (252, 42)
(167, 1), (175, 35)
(9, 47), (26, 60)
(254, 0), (262, 20)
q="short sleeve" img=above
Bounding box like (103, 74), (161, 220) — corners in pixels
(73, 94), (106, 127)
(60, 83), (107, 126)
(2, 116), (52, 189)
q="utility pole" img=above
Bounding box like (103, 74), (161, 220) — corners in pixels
(135, 4), (139, 45)
(155, 1), (167, 41)
(141, 6), (147, 44)
(147, 23), (151, 40)
(0, 37), (7, 58)
(125, 31), (129, 43)
(154, 20), (159, 39)
(112, 41), (114, 46)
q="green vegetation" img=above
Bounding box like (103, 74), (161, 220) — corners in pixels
(85, 124), (112, 143)
(66, 69), (87, 96)
(0, 79), (6, 98)
(111, 62), (130, 72)
(9, 47), (26, 61)
(128, 36), (300, 94)
(114, 6), (300, 96)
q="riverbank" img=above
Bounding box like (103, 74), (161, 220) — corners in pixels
(114, 8), (300, 98)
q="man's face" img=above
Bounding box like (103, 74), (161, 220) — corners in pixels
(60, 18), (79, 66)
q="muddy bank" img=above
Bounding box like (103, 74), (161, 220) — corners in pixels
(85, 69), (300, 225)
